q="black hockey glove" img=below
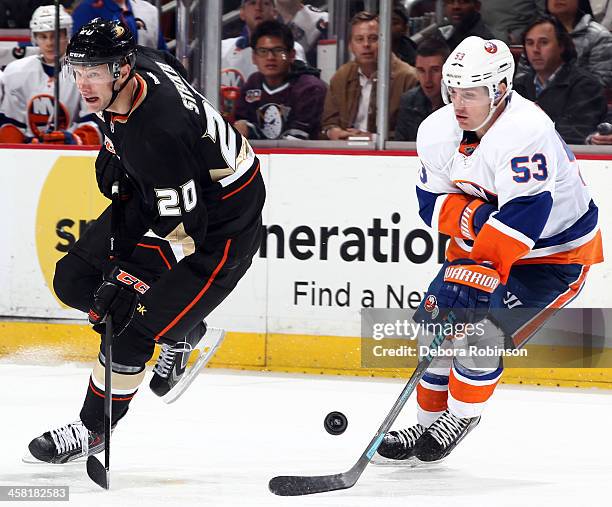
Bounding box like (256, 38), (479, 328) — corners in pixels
(95, 150), (132, 201)
(88, 266), (150, 335)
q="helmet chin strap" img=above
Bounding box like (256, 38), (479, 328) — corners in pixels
(469, 89), (510, 132)
(103, 74), (133, 112)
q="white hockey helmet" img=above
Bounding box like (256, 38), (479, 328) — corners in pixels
(442, 36), (514, 128)
(30, 5), (73, 43)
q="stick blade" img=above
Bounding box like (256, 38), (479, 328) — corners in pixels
(269, 473), (353, 496)
(86, 455), (109, 490)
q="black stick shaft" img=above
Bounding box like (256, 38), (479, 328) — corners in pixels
(104, 181), (121, 485)
(103, 316), (112, 482)
(87, 181), (122, 489)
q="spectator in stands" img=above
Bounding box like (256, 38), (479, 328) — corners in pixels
(276, 0), (328, 66)
(395, 36), (450, 142)
(439, 0), (494, 50)
(321, 12), (418, 140)
(233, 20), (326, 140)
(480, 0), (546, 43)
(391, 1), (417, 66)
(602, 1), (612, 31)
(72, 0), (167, 50)
(221, 0), (306, 121)
(546, 0), (612, 87)
(514, 15), (607, 144)
(0, 5), (100, 144)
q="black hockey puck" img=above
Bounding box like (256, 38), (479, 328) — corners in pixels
(324, 411), (348, 435)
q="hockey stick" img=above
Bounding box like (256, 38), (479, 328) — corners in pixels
(269, 311), (457, 496)
(52, 0), (60, 132)
(87, 181), (121, 490)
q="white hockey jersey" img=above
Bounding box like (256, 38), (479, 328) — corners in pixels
(0, 55), (91, 138)
(132, 0), (163, 49)
(416, 91), (603, 283)
(220, 35), (306, 119)
(285, 4), (328, 56)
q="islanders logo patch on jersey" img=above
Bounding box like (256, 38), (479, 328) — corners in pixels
(484, 41), (497, 54)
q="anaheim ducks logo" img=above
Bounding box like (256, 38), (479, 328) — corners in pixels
(113, 25), (125, 38)
(484, 41), (497, 54)
(27, 94), (69, 137)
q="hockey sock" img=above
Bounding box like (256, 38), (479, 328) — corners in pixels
(447, 359), (503, 419)
(417, 371), (450, 427)
(80, 355), (146, 433)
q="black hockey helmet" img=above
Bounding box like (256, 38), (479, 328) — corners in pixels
(65, 18), (136, 80)
(65, 18), (137, 110)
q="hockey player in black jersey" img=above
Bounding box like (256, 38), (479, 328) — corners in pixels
(27, 18), (265, 464)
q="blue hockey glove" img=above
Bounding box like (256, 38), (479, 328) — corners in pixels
(435, 259), (502, 323)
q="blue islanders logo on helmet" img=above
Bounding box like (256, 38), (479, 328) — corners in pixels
(484, 41), (497, 54)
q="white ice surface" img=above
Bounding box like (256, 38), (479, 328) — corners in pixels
(1, 363), (611, 507)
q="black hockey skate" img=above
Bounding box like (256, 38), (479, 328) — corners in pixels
(377, 424), (426, 460)
(149, 323), (225, 403)
(413, 409), (480, 462)
(27, 420), (104, 464)
(150, 341), (197, 397)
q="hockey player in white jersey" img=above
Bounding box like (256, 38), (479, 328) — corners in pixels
(0, 5), (100, 145)
(276, 1), (328, 65)
(377, 36), (603, 462)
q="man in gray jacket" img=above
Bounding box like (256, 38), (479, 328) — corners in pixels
(546, 0), (612, 87)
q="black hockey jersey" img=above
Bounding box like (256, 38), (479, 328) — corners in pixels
(94, 46), (265, 255)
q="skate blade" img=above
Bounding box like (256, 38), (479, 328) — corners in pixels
(371, 455), (445, 467)
(162, 327), (225, 404)
(371, 455), (421, 467)
(22, 450), (87, 465)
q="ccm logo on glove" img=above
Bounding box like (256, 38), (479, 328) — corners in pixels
(115, 270), (150, 295)
(443, 264), (500, 293)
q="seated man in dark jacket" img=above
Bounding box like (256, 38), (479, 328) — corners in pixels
(391, 1), (417, 66)
(395, 36), (450, 141)
(513, 15), (607, 145)
(439, 0), (494, 50)
(234, 20), (327, 140)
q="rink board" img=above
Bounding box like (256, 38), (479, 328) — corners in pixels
(0, 147), (611, 388)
